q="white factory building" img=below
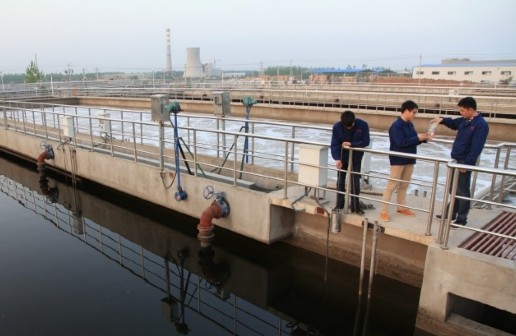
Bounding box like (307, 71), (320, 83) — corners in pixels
(412, 59), (516, 85)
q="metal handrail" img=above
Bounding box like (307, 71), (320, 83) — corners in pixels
(1, 103), (514, 243)
(439, 161), (516, 250)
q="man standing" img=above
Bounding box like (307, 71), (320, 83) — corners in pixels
(433, 97), (489, 226)
(331, 110), (370, 214)
(381, 100), (428, 222)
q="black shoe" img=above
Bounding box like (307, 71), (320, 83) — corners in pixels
(353, 209), (365, 215)
(436, 214), (456, 220)
(452, 219), (467, 226)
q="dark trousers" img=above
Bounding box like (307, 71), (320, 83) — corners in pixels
(446, 168), (471, 223)
(336, 162), (361, 210)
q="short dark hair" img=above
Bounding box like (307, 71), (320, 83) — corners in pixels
(341, 110), (356, 127)
(458, 97), (477, 111)
(401, 100), (418, 113)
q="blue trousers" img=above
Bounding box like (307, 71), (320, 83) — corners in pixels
(336, 162), (361, 210)
(448, 168), (471, 223)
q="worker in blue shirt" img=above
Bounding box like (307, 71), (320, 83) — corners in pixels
(381, 100), (428, 222)
(331, 111), (370, 214)
(433, 96), (489, 226)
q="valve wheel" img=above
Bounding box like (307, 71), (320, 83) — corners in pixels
(203, 185), (215, 199)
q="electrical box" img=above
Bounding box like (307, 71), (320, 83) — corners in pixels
(298, 144), (328, 187)
(60, 115), (75, 138)
(98, 111), (111, 133)
(213, 91), (231, 116)
(151, 94), (170, 122)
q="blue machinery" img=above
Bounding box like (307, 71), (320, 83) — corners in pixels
(242, 96), (257, 166)
(165, 101), (188, 202)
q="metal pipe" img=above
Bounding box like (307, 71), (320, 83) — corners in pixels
(442, 168), (460, 249)
(437, 166), (453, 243)
(426, 162), (440, 236)
(345, 148), (353, 213)
(488, 146), (502, 209)
(159, 121), (164, 170)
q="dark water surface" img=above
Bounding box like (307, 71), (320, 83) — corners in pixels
(0, 153), (423, 336)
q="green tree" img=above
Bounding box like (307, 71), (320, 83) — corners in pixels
(25, 61), (44, 83)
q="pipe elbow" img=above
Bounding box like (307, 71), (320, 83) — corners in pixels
(199, 201), (222, 229)
(37, 151), (49, 164)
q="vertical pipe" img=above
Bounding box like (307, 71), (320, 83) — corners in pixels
(31, 110), (36, 135)
(216, 118), (220, 158)
(499, 145), (512, 203)
(358, 218), (368, 297)
(367, 221), (380, 301)
(22, 108), (27, 134)
(159, 122), (164, 170)
(121, 110), (125, 140)
(233, 134), (238, 186)
(140, 112), (143, 144)
(222, 119), (226, 160)
(290, 126), (295, 172)
(426, 162), (440, 236)
(283, 142), (289, 199)
(345, 149), (353, 213)
(132, 123), (137, 162)
(251, 122), (255, 165)
(362, 221), (381, 336)
(85, 108), (91, 150)
(43, 110), (49, 140)
(353, 217), (369, 336)
(442, 168), (460, 249)
(488, 146), (501, 209)
(193, 129), (198, 176)
(436, 166), (453, 243)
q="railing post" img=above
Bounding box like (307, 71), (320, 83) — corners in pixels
(193, 129), (198, 176)
(42, 110), (49, 140)
(290, 126), (295, 172)
(283, 141), (289, 199)
(132, 122), (137, 162)
(2, 106), (6, 129)
(216, 118), (220, 158)
(426, 162), (440, 236)
(233, 134), (238, 186)
(22, 108), (27, 134)
(345, 149), (353, 213)
(499, 144), (512, 203)
(441, 167), (460, 249)
(436, 165), (453, 243)
(251, 122), (255, 165)
(121, 111), (125, 140)
(488, 146), (502, 209)
(140, 112), (143, 144)
(159, 122), (164, 170)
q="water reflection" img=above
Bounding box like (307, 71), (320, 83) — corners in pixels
(0, 152), (421, 335)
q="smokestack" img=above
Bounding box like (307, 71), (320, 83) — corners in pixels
(184, 47), (204, 78)
(166, 28), (172, 74)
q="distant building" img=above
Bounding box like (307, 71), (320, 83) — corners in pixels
(412, 59), (516, 84)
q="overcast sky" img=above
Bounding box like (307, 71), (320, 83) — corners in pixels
(2, 0), (515, 74)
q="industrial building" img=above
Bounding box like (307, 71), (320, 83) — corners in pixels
(412, 59), (516, 84)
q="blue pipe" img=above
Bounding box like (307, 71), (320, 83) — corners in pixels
(173, 110), (187, 202)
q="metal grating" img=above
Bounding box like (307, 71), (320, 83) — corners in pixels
(459, 211), (516, 260)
